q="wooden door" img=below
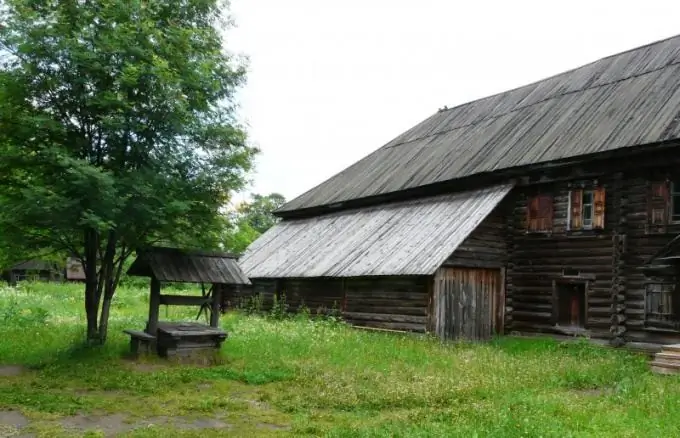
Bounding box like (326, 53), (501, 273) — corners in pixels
(432, 267), (503, 340)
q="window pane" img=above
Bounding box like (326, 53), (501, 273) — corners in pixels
(673, 181), (680, 195)
(581, 190), (594, 227)
(582, 191), (593, 205)
(582, 205), (593, 226)
(673, 195), (680, 220)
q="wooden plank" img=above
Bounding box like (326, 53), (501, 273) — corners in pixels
(349, 320), (426, 332)
(159, 294), (211, 306)
(147, 278), (161, 335)
(210, 286), (221, 328)
(342, 312), (427, 324)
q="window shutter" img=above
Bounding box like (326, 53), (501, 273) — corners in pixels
(649, 181), (670, 226)
(570, 189), (583, 230)
(538, 195), (553, 232)
(527, 195), (553, 232)
(593, 187), (606, 230)
(527, 197), (539, 232)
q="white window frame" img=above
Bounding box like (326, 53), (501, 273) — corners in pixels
(567, 189), (595, 231)
(581, 189), (595, 230)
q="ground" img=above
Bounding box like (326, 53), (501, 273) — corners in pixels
(1, 283), (680, 437)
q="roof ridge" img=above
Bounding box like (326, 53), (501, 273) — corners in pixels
(434, 33), (680, 117)
(384, 57), (680, 151)
(277, 33), (680, 215)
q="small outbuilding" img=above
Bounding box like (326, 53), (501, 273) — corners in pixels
(124, 246), (250, 358)
(2, 260), (62, 285)
(64, 257), (86, 282)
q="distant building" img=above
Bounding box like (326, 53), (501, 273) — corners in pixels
(2, 260), (62, 285)
(65, 257), (86, 282)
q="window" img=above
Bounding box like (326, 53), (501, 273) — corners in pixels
(582, 190), (594, 228)
(526, 195), (553, 233)
(647, 180), (680, 228)
(569, 187), (605, 231)
(645, 281), (679, 330)
(672, 181), (680, 222)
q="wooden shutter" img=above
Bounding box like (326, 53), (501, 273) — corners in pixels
(570, 189), (583, 230)
(537, 195), (553, 232)
(649, 181), (670, 226)
(593, 187), (606, 230)
(527, 196), (539, 232)
(527, 195), (553, 232)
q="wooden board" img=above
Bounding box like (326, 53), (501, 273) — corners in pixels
(431, 267), (502, 341)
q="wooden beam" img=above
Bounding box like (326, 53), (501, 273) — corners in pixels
(159, 294), (211, 306)
(147, 278), (161, 335)
(210, 286), (221, 328)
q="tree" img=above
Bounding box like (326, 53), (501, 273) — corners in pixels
(0, 0), (257, 343)
(237, 193), (286, 234)
(222, 193), (286, 253)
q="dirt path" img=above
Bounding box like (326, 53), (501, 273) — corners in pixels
(0, 409), (290, 437)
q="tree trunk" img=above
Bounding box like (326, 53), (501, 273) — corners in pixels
(82, 228), (125, 344)
(98, 296), (113, 343)
(84, 227), (100, 342)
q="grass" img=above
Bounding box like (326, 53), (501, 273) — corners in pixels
(1, 283), (680, 437)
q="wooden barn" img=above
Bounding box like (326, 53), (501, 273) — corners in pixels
(240, 34), (680, 351)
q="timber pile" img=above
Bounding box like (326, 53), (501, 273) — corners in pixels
(650, 344), (680, 374)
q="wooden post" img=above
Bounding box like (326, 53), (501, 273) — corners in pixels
(147, 277), (161, 335)
(210, 284), (221, 328)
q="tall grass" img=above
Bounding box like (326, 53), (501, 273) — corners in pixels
(1, 282), (680, 437)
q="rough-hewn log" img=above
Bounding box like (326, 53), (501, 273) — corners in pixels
(146, 278), (161, 335)
(349, 320), (426, 333)
(343, 312), (427, 324)
(159, 294), (211, 306)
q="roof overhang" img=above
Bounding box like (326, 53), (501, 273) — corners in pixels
(241, 184), (513, 278)
(127, 246), (251, 285)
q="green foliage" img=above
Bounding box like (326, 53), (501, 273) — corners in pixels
(268, 293), (289, 320)
(222, 193), (286, 254)
(238, 292), (264, 315)
(237, 193), (287, 234)
(0, 0), (257, 341)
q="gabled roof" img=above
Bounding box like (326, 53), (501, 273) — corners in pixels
(7, 260), (57, 272)
(279, 34), (680, 215)
(127, 246), (250, 285)
(241, 184), (512, 278)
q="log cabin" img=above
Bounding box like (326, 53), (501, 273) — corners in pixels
(239, 34), (680, 350)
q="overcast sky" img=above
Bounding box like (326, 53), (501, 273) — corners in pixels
(227, 0), (680, 203)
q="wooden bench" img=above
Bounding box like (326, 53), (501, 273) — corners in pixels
(123, 329), (156, 357)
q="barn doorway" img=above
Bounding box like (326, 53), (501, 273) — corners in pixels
(553, 280), (588, 330)
(431, 267), (504, 340)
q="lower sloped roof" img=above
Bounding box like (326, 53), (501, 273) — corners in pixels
(240, 184), (512, 278)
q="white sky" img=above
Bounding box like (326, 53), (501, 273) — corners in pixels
(227, 0), (680, 203)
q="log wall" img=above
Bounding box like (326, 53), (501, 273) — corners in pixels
(507, 177), (618, 339)
(623, 172), (680, 345)
(443, 207), (508, 269)
(247, 276), (430, 332)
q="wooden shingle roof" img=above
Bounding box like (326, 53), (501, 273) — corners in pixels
(241, 184), (512, 278)
(279, 34), (680, 215)
(127, 246), (250, 285)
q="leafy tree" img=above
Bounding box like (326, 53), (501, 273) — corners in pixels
(222, 193), (285, 253)
(238, 193), (286, 234)
(0, 0), (257, 343)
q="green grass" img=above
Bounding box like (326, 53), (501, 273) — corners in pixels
(1, 283), (680, 437)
